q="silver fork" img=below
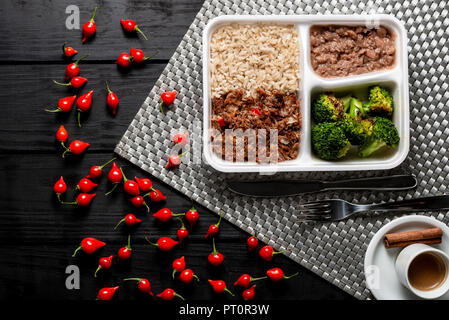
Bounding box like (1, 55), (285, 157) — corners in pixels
(297, 195), (449, 222)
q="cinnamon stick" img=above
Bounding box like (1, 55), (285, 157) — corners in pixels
(384, 227), (443, 248)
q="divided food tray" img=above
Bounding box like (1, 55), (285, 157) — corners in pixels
(202, 15), (409, 173)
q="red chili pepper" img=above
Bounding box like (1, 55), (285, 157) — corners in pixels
(205, 210), (222, 239)
(61, 193), (96, 207)
(176, 218), (189, 243)
(247, 236), (258, 251)
(75, 178), (98, 193)
(116, 52), (132, 68)
(53, 76), (88, 89)
(234, 274), (266, 288)
(62, 42), (78, 57)
(61, 140), (90, 158)
(178, 269), (199, 284)
(144, 188), (166, 202)
(45, 95), (76, 113)
(165, 149), (189, 169)
(105, 162), (123, 195)
(266, 268), (299, 282)
(72, 237), (105, 257)
(94, 255), (113, 277)
(117, 235), (132, 260)
(208, 280), (234, 296)
(97, 286), (119, 300)
(145, 236), (178, 251)
(129, 48), (158, 63)
(82, 7), (97, 43)
(258, 245), (288, 262)
(87, 158), (116, 179)
(173, 132), (189, 146)
(114, 213), (142, 230)
(76, 90), (94, 127)
(105, 81), (119, 115)
(242, 285), (256, 301)
(208, 238), (224, 267)
(120, 168), (140, 196)
(123, 278), (153, 295)
(159, 91), (177, 114)
(129, 196), (150, 213)
(153, 208), (184, 222)
(156, 288), (184, 301)
(134, 177), (152, 193)
(55, 125), (69, 148)
(65, 54), (89, 80)
(251, 108), (261, 116)
(53, 176), (67, 203)
(172, 256), (186, 279)
(120, 19), (148, 40)
(217, 117), (226, 127)
(185, 205), (199, 226)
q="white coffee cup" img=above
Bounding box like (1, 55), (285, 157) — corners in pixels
(395, 243), (449, 299)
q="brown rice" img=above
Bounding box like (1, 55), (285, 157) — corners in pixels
(209, 23), (300, 97)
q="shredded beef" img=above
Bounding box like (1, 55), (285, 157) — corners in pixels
(211, 90), (301, 163)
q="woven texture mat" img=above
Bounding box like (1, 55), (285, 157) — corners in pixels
(115, 0), (449, 299)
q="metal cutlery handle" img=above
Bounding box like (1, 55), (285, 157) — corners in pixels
(357, 195), (449, 213)
(323, 175), (417, 191)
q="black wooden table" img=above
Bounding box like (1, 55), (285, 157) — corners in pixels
(0, 0), (353, 300)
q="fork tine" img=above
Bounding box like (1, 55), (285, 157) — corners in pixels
(298, 208), (333, 215)
(297, 200), (328, 207)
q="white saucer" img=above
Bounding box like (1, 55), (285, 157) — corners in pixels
(364, 215), (449, 300)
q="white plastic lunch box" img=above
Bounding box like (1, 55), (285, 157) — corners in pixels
(202, 15), (409, 173)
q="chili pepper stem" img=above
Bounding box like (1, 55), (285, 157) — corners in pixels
(99, 157), (116, 169)
(144, 202), (150, 214)
(224, 288), (235, 296)
(174, 292), (185, 301)
(60, 200), (78, 205)
(126, 235), (131, 249)
(120, 168), (128, 182)
(105, 183), (119, 196)
(142, 187), (156, 198)
(144, 236), (157, 247)
(193, 274), (200, 282)
(73, 54), (89, 66)
(62, 41), (67, 52)
(105, 81), (112, 94)
(113, 218), (126, 230)
(143, 51), (159, 61)
(135, 27), (148, 40)
(94, 266), (101, 278)
(215, 209), (223, 227)
(53, 80), (70, 86)
(251, 276), (267, 281)
(159, 101), (165, 115)
(172, 269), (177, 279)
(212, 238), (218, 254)
(45, 108), (61, 113)
(77, 111), (82, 128)
(90, 7), (98, 21)
(56, 193), (63, 204)
(272, 249), (289, 256)
(123, 278), (142, 282)
(283, 272), (299, 280)
(72, 245), (83, 257)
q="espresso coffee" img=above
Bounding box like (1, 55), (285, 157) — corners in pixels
(408, 252), (447, 291)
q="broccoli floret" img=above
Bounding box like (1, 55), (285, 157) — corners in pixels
(358, 117), (400, 157)
(341, 117), (373, 145)
(312, 94), (345, 123)
(340, 95), (353, 113)
(312, 122), (351, 160)
(363, 86), (394, 117)
(347, 97), (366, 120)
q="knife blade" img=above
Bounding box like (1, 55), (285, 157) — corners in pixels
(226, 175), (417, 197)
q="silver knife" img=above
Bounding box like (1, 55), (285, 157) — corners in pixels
(226, 175), (417, 197)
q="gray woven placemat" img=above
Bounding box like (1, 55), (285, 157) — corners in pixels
(115, 0), (449, 299)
